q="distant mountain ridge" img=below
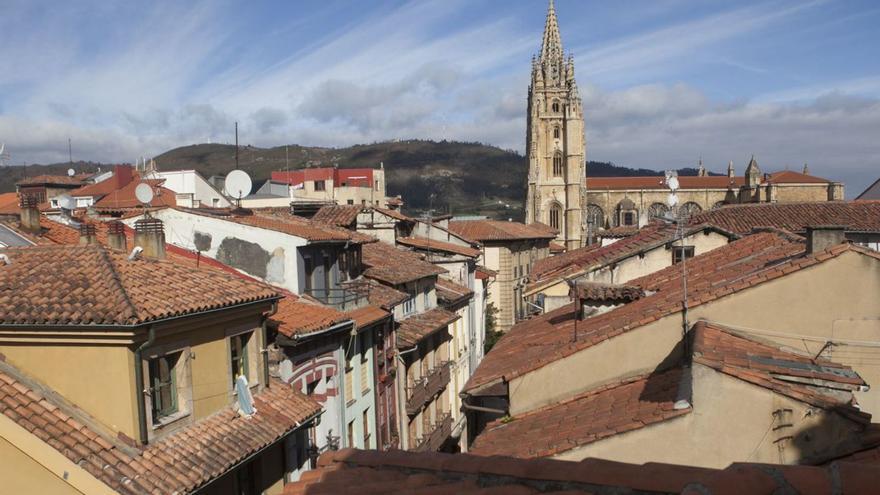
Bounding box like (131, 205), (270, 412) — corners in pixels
(0, 140), (709, 219)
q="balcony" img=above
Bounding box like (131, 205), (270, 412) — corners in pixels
(405, 362), (451, 416)
(302, 287), (367, 311)
(414, 413), (452, 452)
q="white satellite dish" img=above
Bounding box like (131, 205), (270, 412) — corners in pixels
(57, 194), (75, 210)
(225, 169), (253, 200)
(667, 192), (679, 208)
(665, 171), (679, 192)
(135, 182), (155, 205)
(67, 168), (75, 177)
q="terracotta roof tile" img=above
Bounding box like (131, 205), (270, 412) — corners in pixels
(571, 281), (645, 303)
(272, 296), (351, 338)
(397, 308), (459, 349)
(312, 205), (364, 227)
(765, 170), (831, 184)
(0, 244), (278, 326)
(689, 201), (880, 234)
(346, 305), (391, 328)
(435, 278), (474, 306)
(341, 278), (410, 310)
(447, 220), (557, 242)
(0, 192), (20, 215)
(16, 175), (86, 187)
(548, 241), (566, 254)
(93, 179), (176, 209)
(692, 321), (869, 421)
(397, 237), (481, 258)
(0, 360), (320, 495)
(284, 448), (880, 495)
(586, 175), (746, 190)
(175, 207), (355, 242)
(466, 231), (877, 394)
(372, 207), (413, 223)
(362, 241), (446, 285)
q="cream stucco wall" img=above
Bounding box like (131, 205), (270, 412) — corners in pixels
(0, 343), (139, 440)
(555, 364), (864, 468)
(0, 436), (85, 495)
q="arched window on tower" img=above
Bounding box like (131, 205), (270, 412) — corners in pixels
(549, 203), (562, 230)
(552, 100), (560, 113)
(552, 153), (564, 177)
(553, 126), (561, 139)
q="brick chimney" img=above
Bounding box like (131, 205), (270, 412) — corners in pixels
(805, 225), (847, 255)
(114, 164), (134, 189)
(133, 217), (166, 259)
(107, 221), (127, 251)
(19, 195), (41, 233)
(78, 223), (97, 245)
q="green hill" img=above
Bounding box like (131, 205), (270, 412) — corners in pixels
(1, 140), (706, 220)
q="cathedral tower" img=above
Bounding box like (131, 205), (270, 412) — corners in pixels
(525, 0), (586, 250)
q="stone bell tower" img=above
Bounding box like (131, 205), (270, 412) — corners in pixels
(525, 0), (586, 250)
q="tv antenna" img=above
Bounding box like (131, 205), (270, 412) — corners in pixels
(224, 169), (252, 207)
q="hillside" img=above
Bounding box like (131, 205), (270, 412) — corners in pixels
(0, 140), (704, 220)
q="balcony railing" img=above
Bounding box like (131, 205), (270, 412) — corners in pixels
(405, 362), (451, 416)
(414, 413), (452, 452)
(302, 287), (367, 311)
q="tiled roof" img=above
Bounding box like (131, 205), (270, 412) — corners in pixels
(372, 207), (413, 223)
(471, 368), (689, 458)
(312, 204), (363, 227)
(549, 241), (566, 253)
(362, 241), (446, 285)
(435, 278), (474, 306)
(93, 179), (176, 209)
(0, 244), (279, 326)
(0, 360), (321, 495)
(272, 295), (351, 338)
(692, 321), (869, 422)
(341, 278), (410, 310)
(396, 237), (481, 258)
(475, 265), (496, 280)
(597, 224), (640, 238)
(529, 223), (735, 291)
(765, 170), (831, 184)
(689, 201), (880, 234)
(179, 207), (354, 242)
(0, 192), (20, 215)
(465, 231), (880, 394)
(16, 175), (86, 187)
(284, 448), (880, 495)
(586, 175), (745, 190)
(397, 307), (459, 349)
(571, 281), (645, 303)
(346, 305), (391, 328)
(447, 220), (557, 242)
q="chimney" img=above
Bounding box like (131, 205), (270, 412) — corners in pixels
(78, 223), (97, 245)
(133, 217), (166, 259)
(114, 164), (134, 189)
(19, 195), (41, 233)
(805, 225), (847, 255)
(107, 221), (127, 251)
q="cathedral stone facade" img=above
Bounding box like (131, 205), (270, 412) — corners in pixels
(525, 0), (586, 251)
(525, 1), (845, 247)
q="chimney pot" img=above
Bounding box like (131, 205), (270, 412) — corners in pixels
(107, 221), (127, 251)
(78, 223), (97, 245)
(805, 225), (847, 255)
(133, 217), (166, 259)
(19, 194), (41, 233)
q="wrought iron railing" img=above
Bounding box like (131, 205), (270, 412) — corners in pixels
(414, 413), (452, 452)
(405, 362), (451, 416)
(302, 287), (367, 311)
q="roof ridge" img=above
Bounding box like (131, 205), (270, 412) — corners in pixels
(99, 245), (144, 324)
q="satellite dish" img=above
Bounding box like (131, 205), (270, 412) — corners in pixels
(225, 169), (253, 200)
(667, 193), (679, 208)
(57, 194), (75, 210)
(665, 172), (679, 192)
(135, 183), (154, 205)
(67, 168), (75, 177)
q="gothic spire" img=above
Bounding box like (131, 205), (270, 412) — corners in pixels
(540, 0), (564, 64)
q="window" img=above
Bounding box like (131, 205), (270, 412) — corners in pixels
(149, 352), (180, 422)
(549, 203), (562, 230)
(403, 297), (416, 315)
(672, 246), (695, 264)
(422, 286), (429, 308)
(361, 199), (367, 206)
(347, 199), (354, 205)
(212, 198), (220, 207)
(303, 256), (314, 292)
(623, 212), (635, 226)
(553, 126), (561, 139)
(552, 153), (563, 177)
(375, 180), (380, 191)
(323, 254), (332, 298)
(347, 420), (355, 448)
(552, 101), (560, 112)
(230, 333), (251, 386)
(363, 409), (371, 447)
(314, 180), (326, 191)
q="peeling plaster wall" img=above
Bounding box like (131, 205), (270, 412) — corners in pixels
(128, 209), (308, 293)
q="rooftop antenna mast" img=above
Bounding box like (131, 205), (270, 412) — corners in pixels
(664, 171), (691, 358)
(68, 138), (72, 165)
(234, 121), (239, 170)
(0, 144), (10, 167)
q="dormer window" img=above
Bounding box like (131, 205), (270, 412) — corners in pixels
(149, 352), (181, 423)
(230, 332), (252, 386)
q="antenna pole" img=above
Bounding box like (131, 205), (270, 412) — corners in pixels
(234, 121), (239, 170)
(68, 138), (72, 164)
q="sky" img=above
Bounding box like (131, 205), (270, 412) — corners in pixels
(1, 0), (879, 195)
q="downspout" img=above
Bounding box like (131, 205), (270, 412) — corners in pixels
(262, 300), (279, 388)
(134, 325), (156, 446)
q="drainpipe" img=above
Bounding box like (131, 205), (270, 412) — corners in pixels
(262, 301), (279, 389)
(133, 326), (156, 446)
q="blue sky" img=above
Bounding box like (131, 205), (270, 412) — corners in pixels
(1, 0), (879, 195)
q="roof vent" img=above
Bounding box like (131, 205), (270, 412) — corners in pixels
(133, 217), (165, 259)
(805, 225), (847, 255)
(19, 194), (41, 233)
(78, 223), (97, 245)
(107, 221), (127, 251)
